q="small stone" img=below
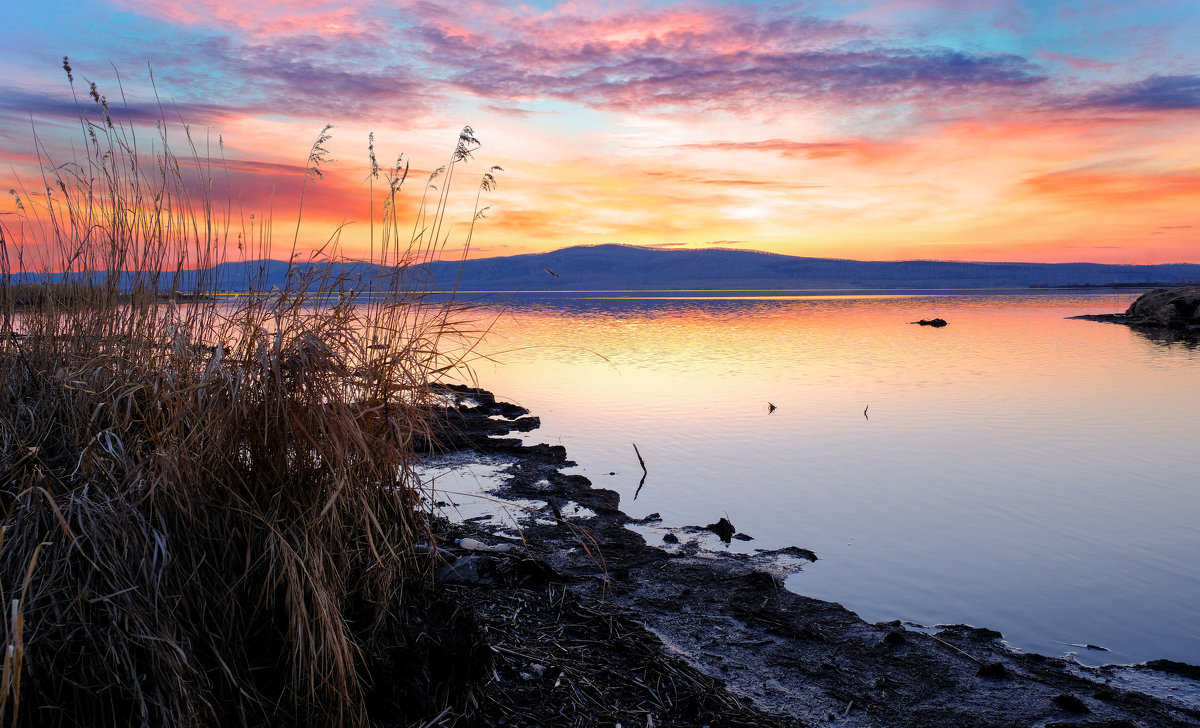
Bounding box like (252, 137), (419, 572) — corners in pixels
(883, 631), (906, 646)
(1052, 694), (1090, 713)
(663, 533), (679, 544)
(733, 532), (754, 541)
(435, 555), (498, 585)
(976, 662), (1009, 679)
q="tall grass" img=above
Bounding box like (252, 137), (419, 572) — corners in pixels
(0, 60), (496, 727)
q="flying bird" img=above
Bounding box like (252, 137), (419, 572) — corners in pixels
(543, 267), (559, 278)
(768, 402), (777, 414)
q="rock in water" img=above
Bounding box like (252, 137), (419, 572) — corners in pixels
(704, 517), (736, 543)
(1125, 286), (1200, 330)
(911, 318), (948, 327)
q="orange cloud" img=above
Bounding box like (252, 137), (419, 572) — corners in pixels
(1020, 169), (1200, 205)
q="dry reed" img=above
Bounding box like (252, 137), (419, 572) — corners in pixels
(0, 60), (496, 727)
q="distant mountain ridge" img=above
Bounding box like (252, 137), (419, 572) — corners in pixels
(16, 244), (1199, 292)
(419, 244), (1200, 291)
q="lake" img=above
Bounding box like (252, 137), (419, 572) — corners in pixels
(445, 289), (1200, 667)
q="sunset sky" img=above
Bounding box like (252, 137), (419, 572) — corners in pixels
(3, 0), (1200, 264)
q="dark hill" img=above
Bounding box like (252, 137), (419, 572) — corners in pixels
(421, 244), (1200, 291)
(14, 244), (1199, 292)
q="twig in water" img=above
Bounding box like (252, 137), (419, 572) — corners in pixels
(634, 472), (647, 500)
(633, 443), (648, 500)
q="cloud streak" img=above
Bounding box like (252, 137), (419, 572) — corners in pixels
(1079, 75), (1200, 111)
(678, 138), (892, 161)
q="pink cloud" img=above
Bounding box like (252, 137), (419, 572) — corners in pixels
(1036, 51), (1117, 71)
(112, 0), (380, 38)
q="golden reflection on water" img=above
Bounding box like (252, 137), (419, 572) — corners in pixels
(454, 291), (1200, 667)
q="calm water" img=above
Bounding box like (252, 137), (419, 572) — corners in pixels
(449, 290), (1200, 666)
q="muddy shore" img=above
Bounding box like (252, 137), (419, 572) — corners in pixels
(419, 384), (1200, 727)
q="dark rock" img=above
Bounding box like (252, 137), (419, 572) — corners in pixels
(883, 631), (907, 647)
(1142, 658), (1200, 680)
(1074, 286), (1200, 338)
(1052, 694), (1090, 713)
(936, 624), (1003, 641)
(754, 545), (819, 562)
(496, 401), (531, 419)
(911, 318), (948, 327)
(733, 532), (754, 541)
(436, 555), (499, 585)
(1125, 286), (1200, 324)
(976, 662), (1008, 678)
(704, 517), (736, 543)
(662, 533), (679, 544)
(498, 558), (567, 587)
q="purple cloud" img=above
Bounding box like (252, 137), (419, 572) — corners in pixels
(423, 37), (1044, 112)
(1080, 75), (1200, 111)
(144, 34), (436, 120)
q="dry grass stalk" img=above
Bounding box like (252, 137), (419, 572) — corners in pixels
(0, 60), (498, 727)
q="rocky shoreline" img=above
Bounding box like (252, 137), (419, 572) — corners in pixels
(420, 384), (1200, 727)
(1072, 286), (1200, 342)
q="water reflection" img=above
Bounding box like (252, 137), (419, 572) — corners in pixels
(460, 290), (1200, 667)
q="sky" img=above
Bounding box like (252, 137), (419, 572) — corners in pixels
(2, 0), (1200, 264)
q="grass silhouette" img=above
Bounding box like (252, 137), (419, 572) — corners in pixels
(0, 59), (497, 727)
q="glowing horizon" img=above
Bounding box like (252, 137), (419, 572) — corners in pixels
(3, 1), (1200, 265)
